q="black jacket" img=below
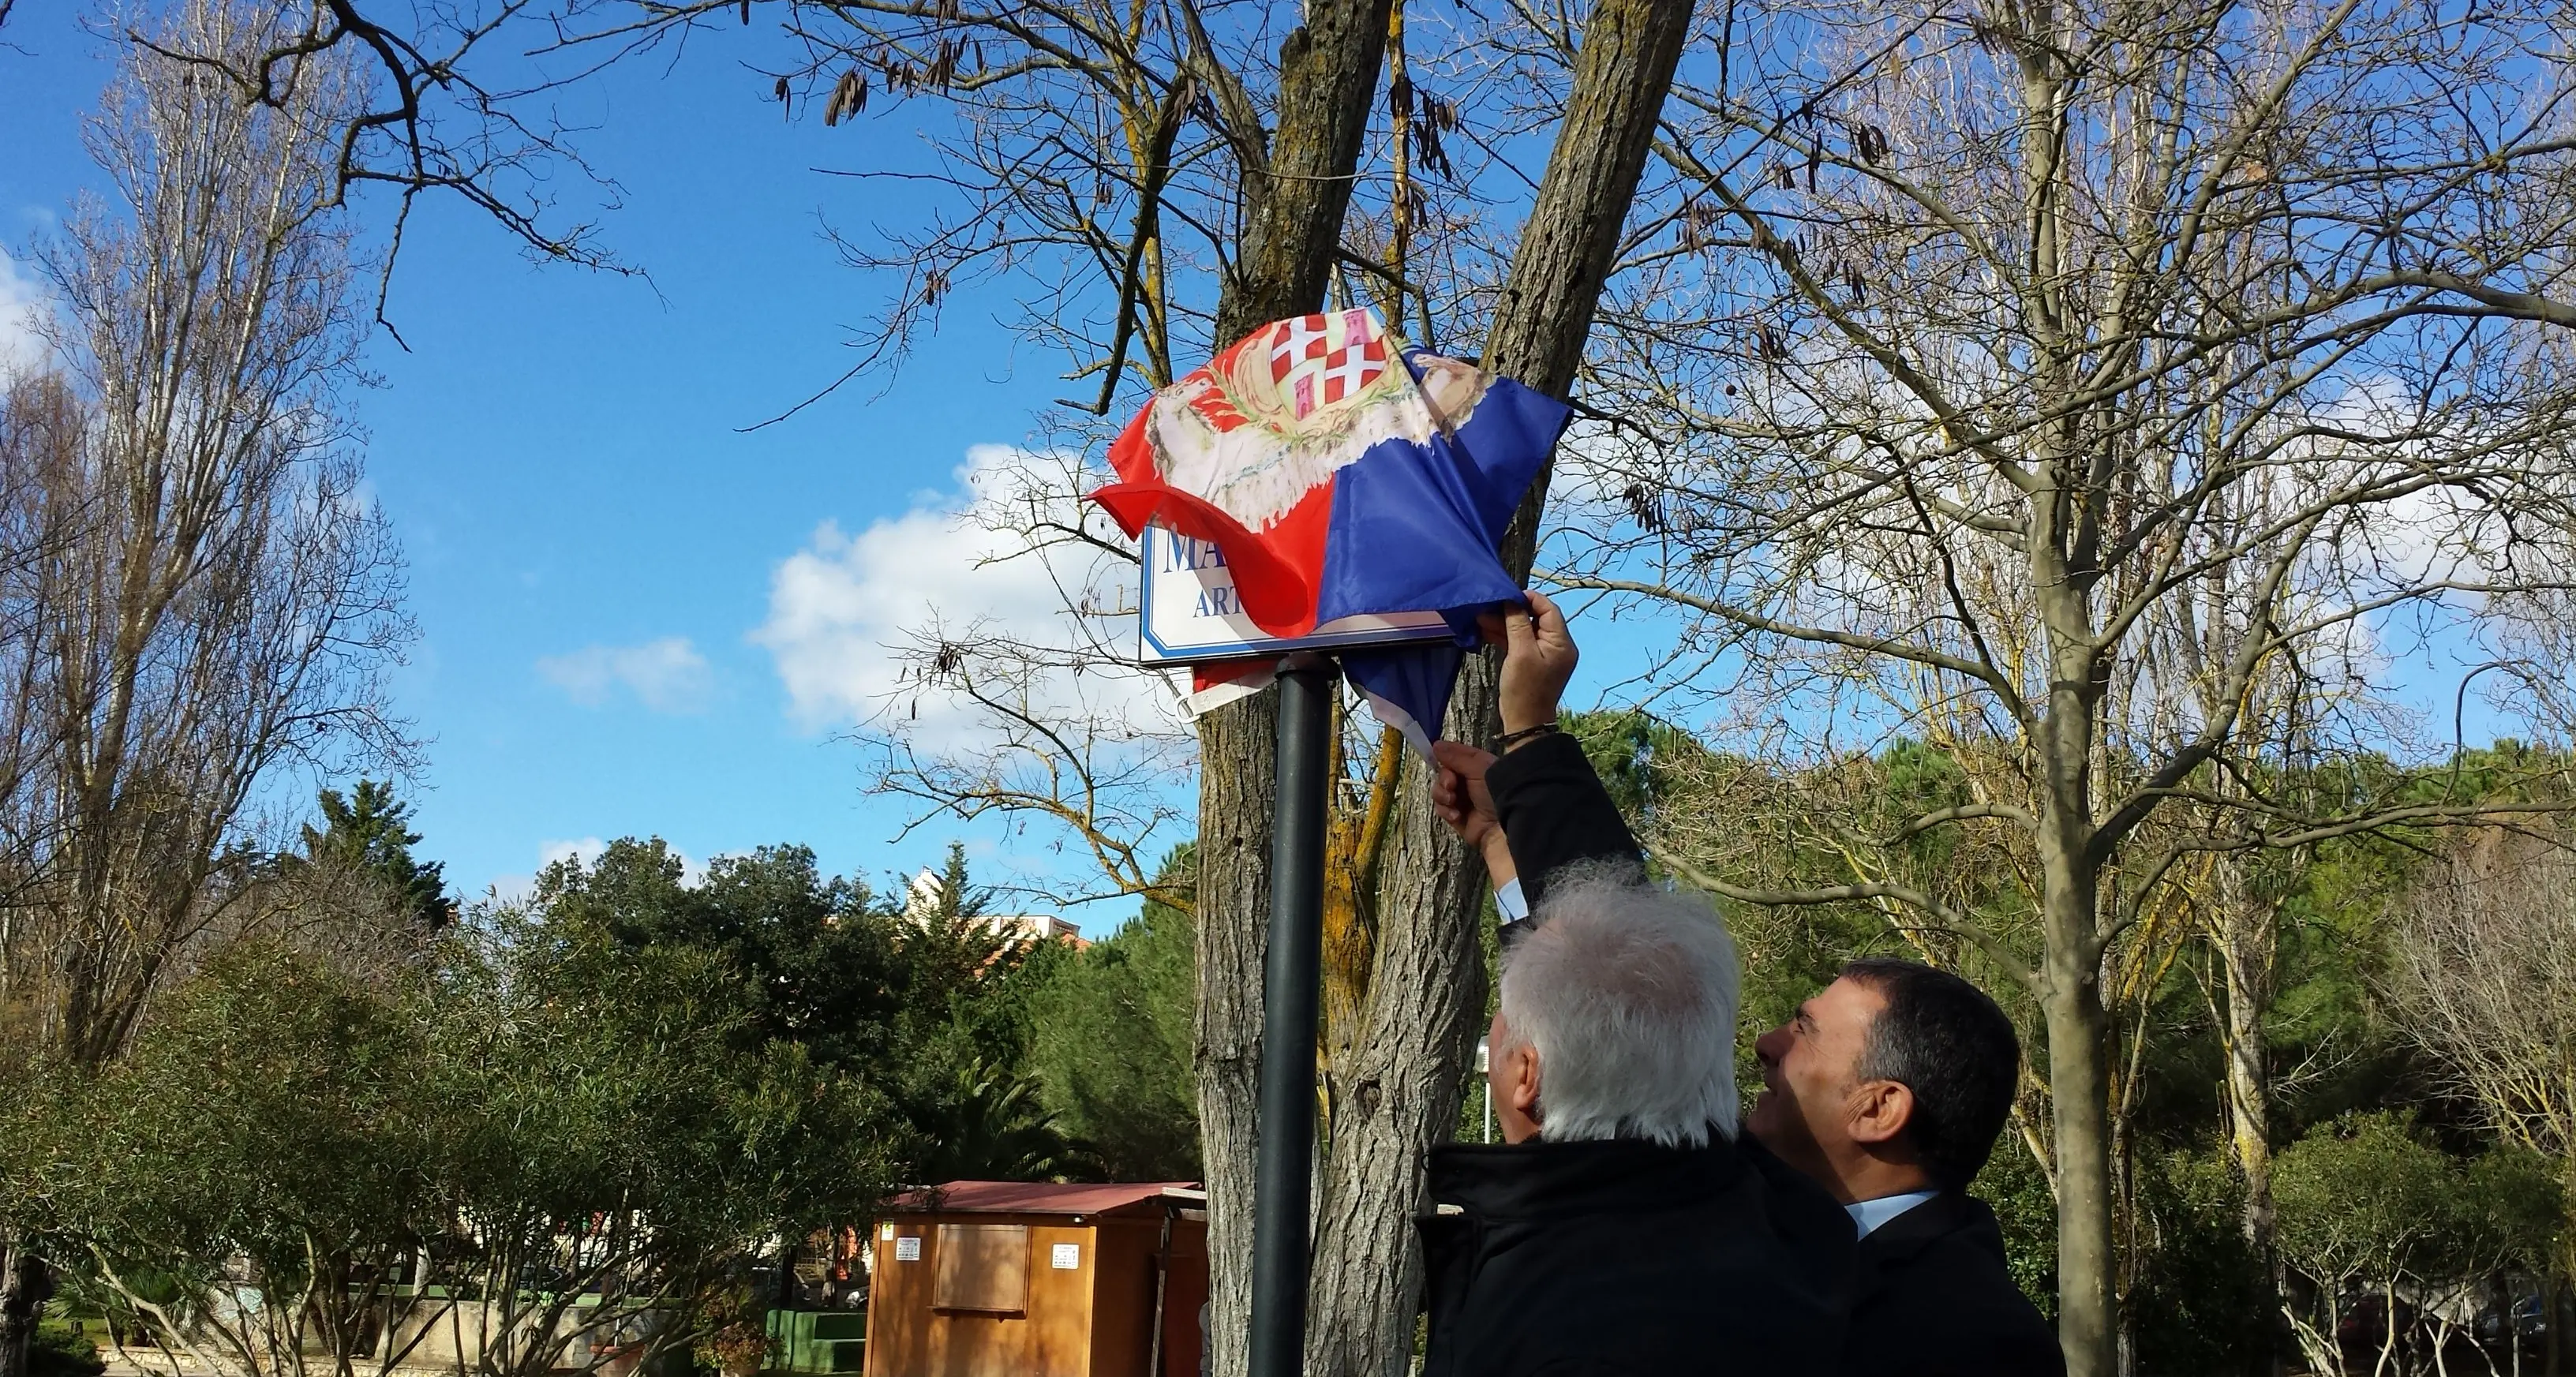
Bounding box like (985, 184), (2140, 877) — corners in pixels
(1485, 732), (1644, 915)
(1418, 1133), (1848, 1377)
(1485, 730), (2062, 1377)
(1845, 1192), (2062, 1377)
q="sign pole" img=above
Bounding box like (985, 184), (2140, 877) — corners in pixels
(1248, 654), (1332, 1377)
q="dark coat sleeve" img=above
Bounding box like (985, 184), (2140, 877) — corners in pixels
(1483, 732), (1644, 911)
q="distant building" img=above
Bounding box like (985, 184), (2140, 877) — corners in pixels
(905, 870), (1086, 948)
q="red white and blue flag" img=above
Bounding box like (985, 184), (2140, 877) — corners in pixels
(1089, 309), (1568, 749)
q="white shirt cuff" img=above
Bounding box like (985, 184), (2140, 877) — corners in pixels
(1495, 877), (1530, 922)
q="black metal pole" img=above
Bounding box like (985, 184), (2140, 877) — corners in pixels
(1248, 655), (1332, 1377)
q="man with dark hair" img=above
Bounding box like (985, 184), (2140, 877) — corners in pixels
(1752, 958), (2061, 1376)
(1785, 958), (2022, 1193)
(1432, 591), (2061, 1377)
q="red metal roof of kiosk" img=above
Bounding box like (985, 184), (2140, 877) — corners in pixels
(887, 1181), (1204, 1217)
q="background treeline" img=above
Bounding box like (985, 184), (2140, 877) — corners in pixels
(13, 713), (2570, 1377)
(0, 789), (1204, 1377)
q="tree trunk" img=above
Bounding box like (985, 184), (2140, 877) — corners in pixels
(2216, 873), (2290, 1373)
(2222, 920), (2275, 1249)
(2042, 930), (2117, 1377)
(2037, 785), (2117, 1377)
(1303, 756), (1487, 1377)
(2549, 1250), (2567, 1377)
(2377, 1278), (2399, 1377)
(1477, 0), (1694, 572)
(1301, 6), (1694, 1375)
(1190, 5), (1398, 1373)
(1194, 687), (1286, 1377)
(1210, 2), (1395, 345)
(0, 1232), (53, 1377)
(1193, 2), (1693, 1372)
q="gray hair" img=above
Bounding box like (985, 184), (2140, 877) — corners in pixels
(1496, 869), (1742, 1147)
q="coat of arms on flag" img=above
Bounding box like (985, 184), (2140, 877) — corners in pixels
(1089, 309), (1569, 750)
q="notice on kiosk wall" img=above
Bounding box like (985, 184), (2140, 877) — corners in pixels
(895, 1236), (922, 1262)
(1051, 1244), (1080, 1270)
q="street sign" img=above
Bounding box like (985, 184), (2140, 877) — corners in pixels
(1136, 523), (1454, 665)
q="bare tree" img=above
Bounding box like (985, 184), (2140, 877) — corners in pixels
(0, 4), (413, 1371)
(0, 376), (87, 942)
(855, 448), (1198, 916)
(2387, 825), (2576, 1353)
(527, 2), (1699, 1371)
(1546, 0), (2576, 1369)
(2129, 571), (2339, 1333)
(117, 0), (630, 331)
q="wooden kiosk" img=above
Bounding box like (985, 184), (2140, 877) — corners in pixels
(862, 1181), (1208, 1377)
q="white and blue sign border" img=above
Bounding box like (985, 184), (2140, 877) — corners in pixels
(1136, 525), (1455, 665)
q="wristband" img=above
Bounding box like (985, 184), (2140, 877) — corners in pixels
(1496, 720), (1561, 750)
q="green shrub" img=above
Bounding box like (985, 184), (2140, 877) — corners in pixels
(1973, 1137), (2059, 1320)
(30, 1314), (103, 1377)
(2128, 1150), (2272, 1377)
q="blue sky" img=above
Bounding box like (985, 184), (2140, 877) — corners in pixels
(2, 7), (2529, 917)
(0, 6), (1668, 923)
(1, 9), (1129, 911)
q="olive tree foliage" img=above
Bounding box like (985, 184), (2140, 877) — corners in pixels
(5, 900), (900, 1377)
(2275, 1113), (2563, 1377)
(1541, 0), (2576, 1368)
(19, 944), (447, 1377)
(408, 905), (897, 1377)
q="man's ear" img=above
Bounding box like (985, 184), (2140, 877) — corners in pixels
(1505, 1042), (1543, 1122)
(1847, 1079), (1915, 1147)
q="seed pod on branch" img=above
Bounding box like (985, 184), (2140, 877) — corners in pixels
(822, 69), (868, 125)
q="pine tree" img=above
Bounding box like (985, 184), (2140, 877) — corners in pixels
(288, 780), (454, 932)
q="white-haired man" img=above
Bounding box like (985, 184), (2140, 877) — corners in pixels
(1415, 625), (1848, 1375)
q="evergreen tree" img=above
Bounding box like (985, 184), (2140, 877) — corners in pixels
(285, 780), (453, 932)
(528, 836), (1080, 1184)
(1028, 851), (1200, 1181)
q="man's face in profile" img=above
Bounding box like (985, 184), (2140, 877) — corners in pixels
(1748, 976), (1887, 1192)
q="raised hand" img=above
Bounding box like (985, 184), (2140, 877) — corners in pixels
(1474, 588), (1578, 739)
(1431, 739), (1516, 888)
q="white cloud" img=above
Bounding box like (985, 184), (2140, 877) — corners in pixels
(536, 637), (714, 713)
(0, 246), (53, 376)
(751, 444), (1174, 747)
(488, 836), (710, 904)
(538, 836), (609, 870)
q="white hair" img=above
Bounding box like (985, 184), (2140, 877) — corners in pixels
(1496, 870), (1742, 1147)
